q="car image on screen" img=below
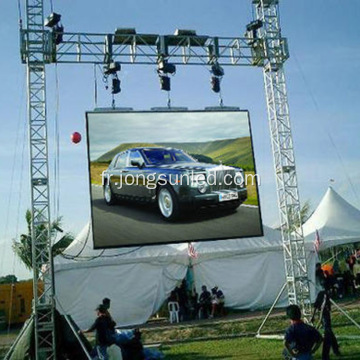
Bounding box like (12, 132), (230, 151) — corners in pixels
(102, 147), (247, 221)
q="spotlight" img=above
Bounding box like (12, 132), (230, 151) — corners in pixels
(211, 63), (224, 77)
(104, 62), (121, 75)
(174, 29), (197, 36)
(210, 76), (220, 93)
(246, 20), (263, 32)
(111, 78), (121, 94)
(44, 13), (61, 28)
(159, 75), (171, 91)
(158, 59), (176, 75)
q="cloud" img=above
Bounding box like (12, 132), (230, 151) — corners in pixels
(87, 111), (251, 160)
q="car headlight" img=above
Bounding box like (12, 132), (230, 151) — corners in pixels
(198, 182), (208, 194)
(235, 171), (244, 186)
(189, 173), (208, 193)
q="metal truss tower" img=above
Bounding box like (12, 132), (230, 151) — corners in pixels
(25, 0), (56, 359)
(253, 0), (312, 316)
(18, 0), (310, 358)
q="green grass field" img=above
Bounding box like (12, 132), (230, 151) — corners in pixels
(162, 337), (360, 359)
(142, 302), (360, 359)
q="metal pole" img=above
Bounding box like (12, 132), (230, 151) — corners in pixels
(253, 0), (312, 319)
(330, 299), (360, 332)
(256, 282), (287, 336)
(25, 0), (56, 358)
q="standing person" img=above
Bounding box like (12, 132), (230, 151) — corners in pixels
(353, 259), (360, 287)
(176, 279), (189, 321)
(198, 285), (211, 319)
(311, 289), (341, 360)
(79, 304), (116, 360)
(283, 305), (322, 360)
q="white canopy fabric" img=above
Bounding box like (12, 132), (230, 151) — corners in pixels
(54, 224), (316, 328)
(303, 187), (360, 250)
(192, 226), (316, 310)
(55, 224), (189, 329)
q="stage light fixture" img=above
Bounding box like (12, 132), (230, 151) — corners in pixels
(159, 75), (171, 91)
(44, 12), (61, 28)
(111, 78), (121, 94)
(211, 76), (220, 93)
(174, 29), (197, 36)
(104, 62), (121, 75)
(158, 59), (176, 75)
(211, 63), (224, 77)
(246, 20), (263, 32)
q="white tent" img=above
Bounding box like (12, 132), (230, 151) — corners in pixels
(192, 226), (316, 310)
(55, 224), (188, 329)
(54, 224), (316, 328)
(303, 187), (360, 250)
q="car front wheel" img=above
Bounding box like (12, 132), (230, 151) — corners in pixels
(104, 183), (116, 205)
(157, 184), (180, 221)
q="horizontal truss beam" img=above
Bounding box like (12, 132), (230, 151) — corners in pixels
(20, 30), (289, 66)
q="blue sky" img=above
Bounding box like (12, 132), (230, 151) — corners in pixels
(0, 0), (359, 279)
(88, 111), (250, 160)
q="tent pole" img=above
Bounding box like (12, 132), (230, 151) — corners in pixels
(330, 298), (360, 332)
(4, 315), (34, 360)
(63, 314), (93, 360)
(55, 296), (93, 360)
(256, 282), (287, 337)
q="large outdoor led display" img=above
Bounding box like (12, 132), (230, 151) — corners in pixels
(86, 110), (263, 248)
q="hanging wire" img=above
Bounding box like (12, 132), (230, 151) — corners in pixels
(17, 0), (23, 28)
(49, 0), (54, 13)
(1, 69), (26, 276)
(293, 52), (360, 204)
(167, 91), (171, 108)
(112, 95), (116, 109)
(94, 64), (98, 108)
(53, 64), (61, 224)
(219, 87), (224, 107)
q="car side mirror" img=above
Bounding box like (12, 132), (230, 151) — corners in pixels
(131, 160), (144, 168)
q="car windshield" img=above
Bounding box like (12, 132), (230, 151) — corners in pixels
(142, 149), (195, 165)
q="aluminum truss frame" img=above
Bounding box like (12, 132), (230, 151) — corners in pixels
(253, 0), (312, 317)
(25, 0), (56, 359)
(20, 31), (288, 66)
(20, 0), (310, 358)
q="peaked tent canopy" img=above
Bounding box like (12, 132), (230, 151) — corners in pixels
(192, 226), (316, 310)
(55, 223), (189, 329)
(303, 187), (360, 250)
(54, 224), (316, 328)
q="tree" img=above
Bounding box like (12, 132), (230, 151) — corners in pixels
(0, 275), (18, 284)
(275, 200), (312, 233)
(12, 210), (74, 274)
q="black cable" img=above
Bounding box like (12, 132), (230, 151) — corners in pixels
(17, 0), (22, 28)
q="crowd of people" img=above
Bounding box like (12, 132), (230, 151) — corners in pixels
(167, 280), (226, 322)
(316, 251), (360, 299)
(81, 251), (359, 360)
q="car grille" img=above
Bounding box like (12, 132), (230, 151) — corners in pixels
(207, 169), (236, 191)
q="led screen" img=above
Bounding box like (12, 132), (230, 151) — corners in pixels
(86, 110), (263, 248)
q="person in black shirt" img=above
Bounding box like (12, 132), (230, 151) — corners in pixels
(79, 304), (115, 360)
(198, 285), (211, 319)
(311, 289), (340, 360)
(284, 305), (322, 360)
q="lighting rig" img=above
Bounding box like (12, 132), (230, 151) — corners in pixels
(15, 0), (311, 359)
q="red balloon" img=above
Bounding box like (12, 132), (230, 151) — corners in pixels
(71, 132), (82, 144)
